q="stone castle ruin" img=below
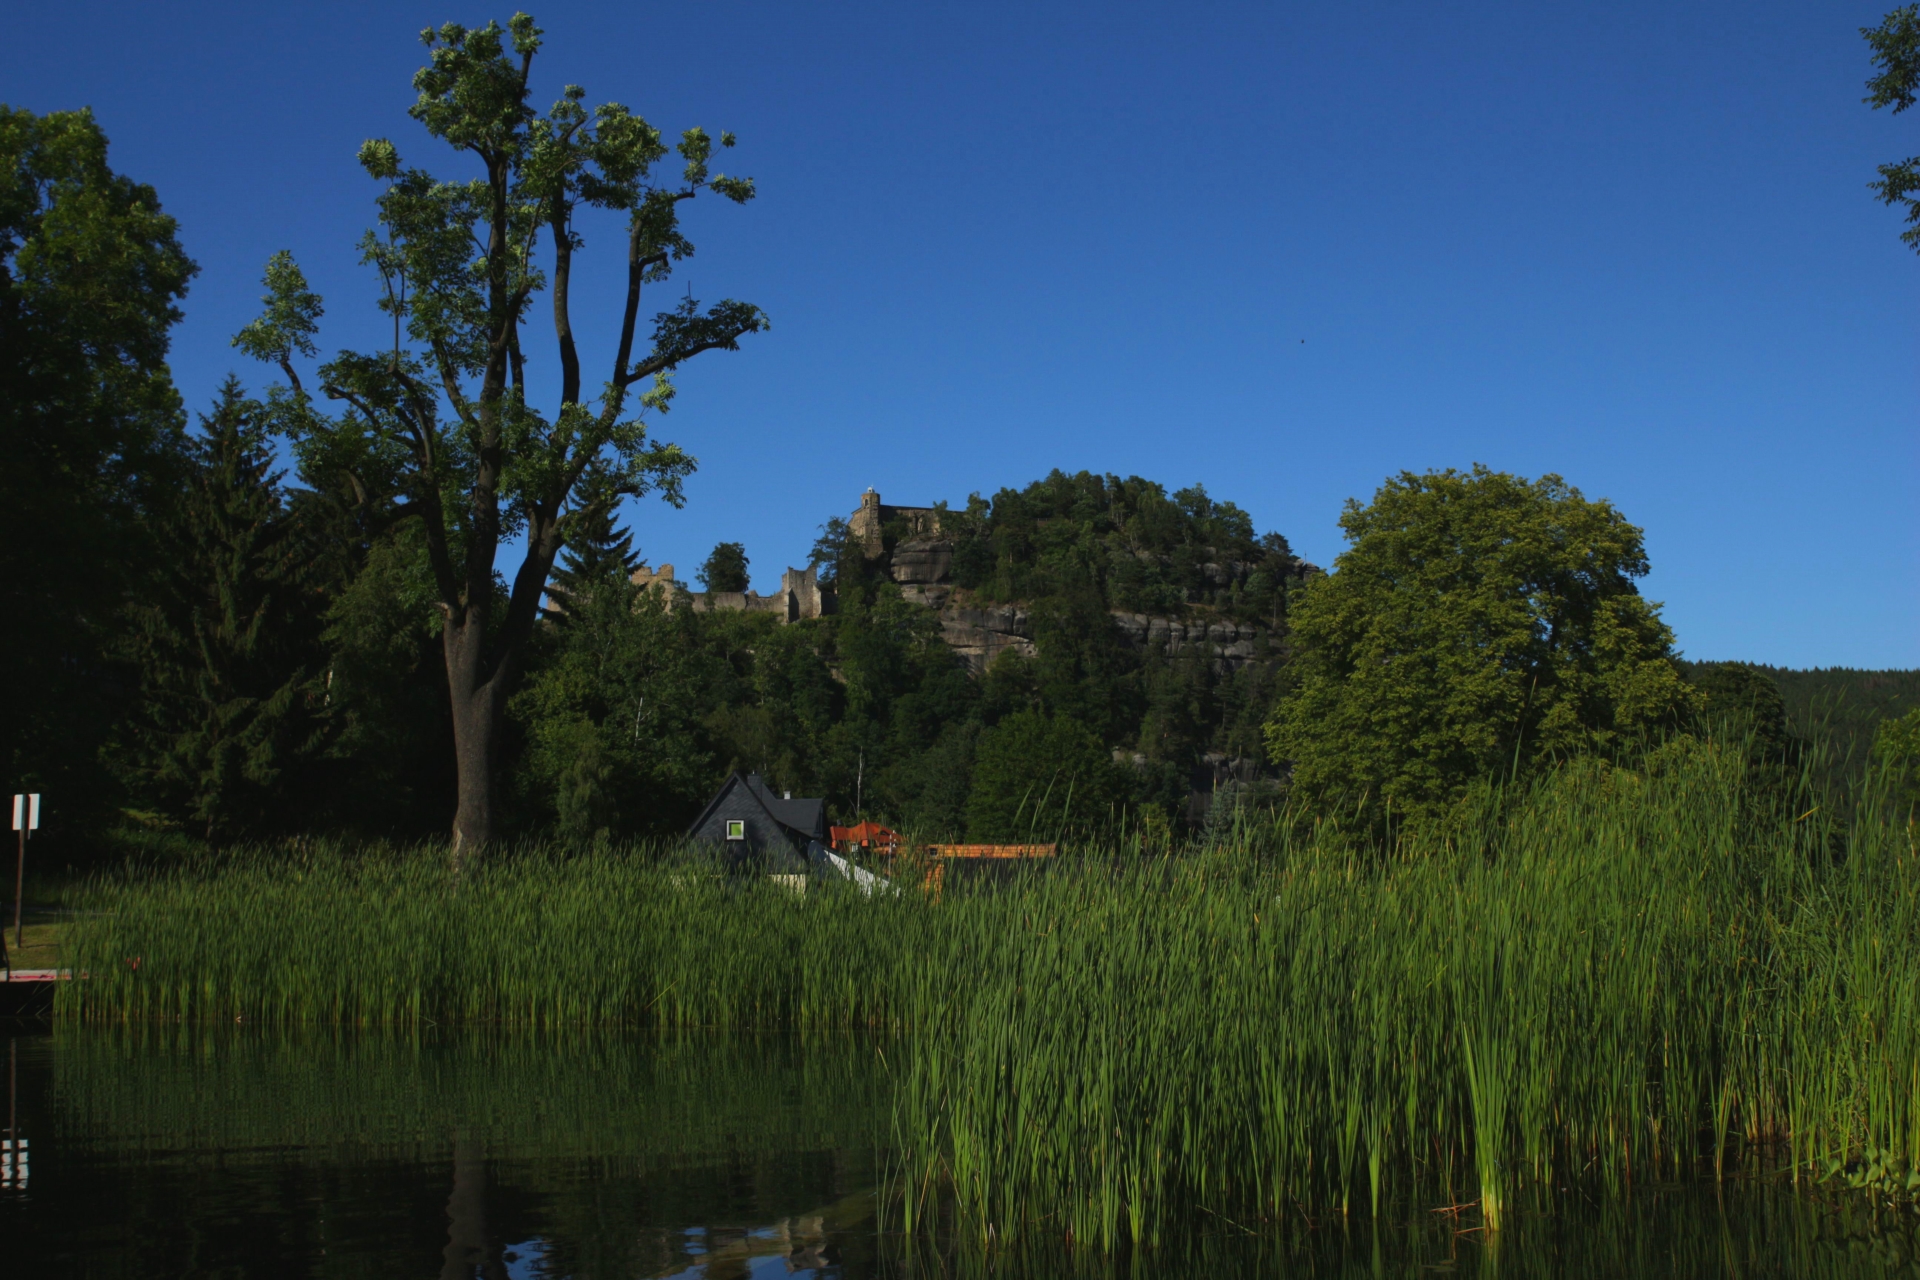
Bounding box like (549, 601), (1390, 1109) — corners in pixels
(629, 561), (831, 623)
(622, 488), (1315, 680)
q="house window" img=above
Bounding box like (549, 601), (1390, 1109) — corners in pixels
(726, 819), (746, 840)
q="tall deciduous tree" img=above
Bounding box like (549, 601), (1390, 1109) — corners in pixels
(1865, 6), (1920, 252)
(236, 14), (765, 855)
(1265, 466), (1700, 824)
(0, 107), (196, 811)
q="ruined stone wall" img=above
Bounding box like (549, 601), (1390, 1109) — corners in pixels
(627, 563), (833, 623)
(849, 488), (942, 557)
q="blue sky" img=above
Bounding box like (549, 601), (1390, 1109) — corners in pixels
(13, 1), (1916, 667)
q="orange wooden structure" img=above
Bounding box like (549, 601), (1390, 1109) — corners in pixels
(829, 821), (900, 857)
(834, 833), (1057, 897)
(877, 843), (1056, 897)
(922, 844), (1055, 859)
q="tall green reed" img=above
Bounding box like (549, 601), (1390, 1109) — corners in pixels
(58, 739), (1920, 1245)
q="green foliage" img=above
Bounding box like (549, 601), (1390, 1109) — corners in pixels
(697, 539), (750, 592)
(0, 106), (196, 817)
(1683, 661), (1793, 752)
(489, 470), (1310, 843)
(106, 380), (331, 843)
(511, 583), (731, 840)
(312, 523), (456, 833)
(230, 250), (322, 381)
(808, 515), (851, 589)
(230, 12), (766, 847)
(1872, 707), (1920, 813)
(945, 470), (1301, 626)
(59, 755), (1920, 1243)
(1865, 5), (1920, 253)
(1765, 666), (1920, 790)
(1679, 660), (1805, 788)
(965, 710), (1119, 840)
(1267, 466), (1700, 823)
(548, 479), (641, 605)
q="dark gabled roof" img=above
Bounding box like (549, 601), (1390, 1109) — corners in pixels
(742, 773), (826, 841)
(686, 772), (826, 844)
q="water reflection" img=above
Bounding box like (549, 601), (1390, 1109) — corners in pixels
(1, 1025), (1916, 1278)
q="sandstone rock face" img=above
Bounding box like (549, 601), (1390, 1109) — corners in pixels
(891, 538), (954, 584)
(1110, 612), (1263, 668)
(938, 603), (1037, 675)
(899, 584), (953, 610)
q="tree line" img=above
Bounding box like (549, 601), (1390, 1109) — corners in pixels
(5, 11), (1917, 859)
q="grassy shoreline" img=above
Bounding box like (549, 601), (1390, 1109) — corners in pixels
(54, 746), (1920, 1243)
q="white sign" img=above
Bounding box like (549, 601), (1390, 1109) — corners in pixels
(10, 794), (37, 833)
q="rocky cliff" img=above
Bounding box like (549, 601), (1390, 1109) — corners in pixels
(856, 487), (1318, 676)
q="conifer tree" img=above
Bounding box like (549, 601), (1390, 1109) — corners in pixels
(113, 379), (329, 843)
(546, 476), (642, 621)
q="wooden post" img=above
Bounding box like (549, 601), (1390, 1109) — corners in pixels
(12, 818), (22, 954)
(12, 794), (37, 954)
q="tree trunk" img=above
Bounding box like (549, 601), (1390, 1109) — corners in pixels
(439, 1134), (489, 1280)
(444, 529), (562, 858)
(446, 614), (501, 859)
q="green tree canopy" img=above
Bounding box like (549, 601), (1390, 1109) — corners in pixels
(942, 470), (1302, 626)
(233, 13), (765, 855)
(966, 710), (1118, 841)
(1265, 466), (1699, 824)
(545, 475), (641, 617)
(1680, 660), (1799, 765)
(1872, 707), (1920, 814)
(0, 106), (196, 813)
(698, 540), (750, 593)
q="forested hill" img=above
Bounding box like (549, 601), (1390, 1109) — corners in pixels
(509, 471), (1320, 845)
(1757, 666), (1918, 786)
(902, 470), (1315, 626)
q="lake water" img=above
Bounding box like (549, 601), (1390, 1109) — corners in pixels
(3, 1025), (1916, 1278)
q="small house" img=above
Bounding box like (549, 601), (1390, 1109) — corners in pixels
(687, 773), (828, 872)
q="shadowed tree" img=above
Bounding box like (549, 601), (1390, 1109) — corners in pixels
(966, 709), (1119, 841)
(235, 13), (765, 856)
(111, 380), (330, 844)
(0, 106), (197, 816)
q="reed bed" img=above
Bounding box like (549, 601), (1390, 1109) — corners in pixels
(58, 744), (1920, 1245)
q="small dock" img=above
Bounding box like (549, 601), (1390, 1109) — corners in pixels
(1, 969), (70, 1018)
